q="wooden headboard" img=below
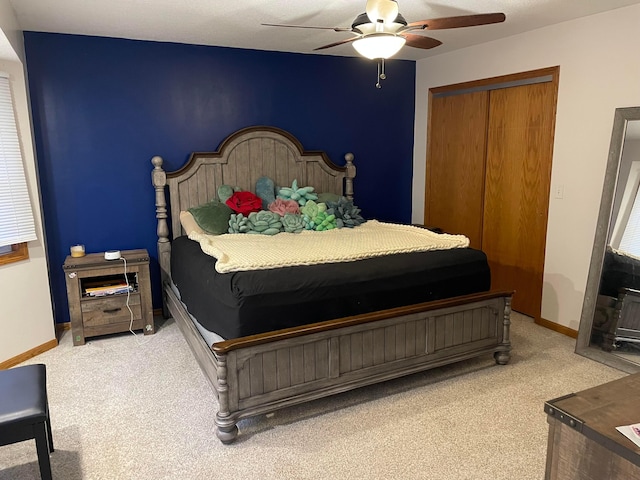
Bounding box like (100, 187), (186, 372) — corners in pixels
(151, 126), (356, 284)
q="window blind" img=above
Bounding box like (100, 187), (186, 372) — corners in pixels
(0, 73), (36, 248)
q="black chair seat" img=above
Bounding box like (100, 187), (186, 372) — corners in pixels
(0, 364), (54, 480)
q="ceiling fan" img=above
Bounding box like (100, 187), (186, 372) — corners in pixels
(263, 0), (506, 88)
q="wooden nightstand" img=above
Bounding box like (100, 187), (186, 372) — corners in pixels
(63, 249), (155, 345)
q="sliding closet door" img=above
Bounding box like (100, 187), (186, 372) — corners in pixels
(426, 67), (559, 320)
(482, 82), (556, 318)
(425, 91), (489, 249)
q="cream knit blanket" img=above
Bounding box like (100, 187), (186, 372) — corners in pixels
(188, 220), (470, 273)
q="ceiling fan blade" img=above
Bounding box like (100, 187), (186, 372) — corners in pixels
(261, 23), (352, 32)
(313, 37), (358, 51)
(401, 34), (442, 50)
(366, 0), (399, 24)
(407, 13), (506, 30)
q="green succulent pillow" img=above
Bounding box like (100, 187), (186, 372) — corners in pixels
(217, 184), (241, 203)
(316, 192), (340, 204)
(188, 200), (233, 235)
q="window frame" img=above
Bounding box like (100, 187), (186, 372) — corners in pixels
(0, 242), (29, 266)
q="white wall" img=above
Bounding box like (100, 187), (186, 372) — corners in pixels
(413, 4), (640, 331)
(0, 0), (55, 364)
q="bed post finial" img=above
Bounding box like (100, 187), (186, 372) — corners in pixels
(152, 156), (171, 315)
(344, 152), (356, 200)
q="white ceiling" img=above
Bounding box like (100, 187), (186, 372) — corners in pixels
(7, 0), (640, 61)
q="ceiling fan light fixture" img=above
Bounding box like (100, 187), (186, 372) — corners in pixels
(365, 0), (399, 24)
(352, 34), (406, 59)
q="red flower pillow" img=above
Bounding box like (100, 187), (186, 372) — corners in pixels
(225, 191), (263, 215)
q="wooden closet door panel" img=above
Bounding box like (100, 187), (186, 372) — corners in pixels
(425, 91), (489, 249)
(483, 82), (556, 318)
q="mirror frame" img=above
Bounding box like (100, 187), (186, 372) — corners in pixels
(575, 106), (640, 373)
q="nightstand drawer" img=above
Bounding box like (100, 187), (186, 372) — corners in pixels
(81, 294), (142, 327)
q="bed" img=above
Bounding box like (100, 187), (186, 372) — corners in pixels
(151, 125), (513, 443)
(593, 247), (640, 351)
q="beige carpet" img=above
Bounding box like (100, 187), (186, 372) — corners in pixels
(0, 313), (625, 480)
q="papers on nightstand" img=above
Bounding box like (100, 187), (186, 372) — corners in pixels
(615, 423), (640, 448)
(84, 283), (132, 296)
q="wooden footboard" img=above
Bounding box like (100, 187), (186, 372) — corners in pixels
(166, 285), (512, 443)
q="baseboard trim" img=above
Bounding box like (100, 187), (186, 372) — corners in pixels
(55, 322), (71, 342)
(0, 338), (58, 370)
(153, 307), (163, 317)
(536, 317), (578, 338)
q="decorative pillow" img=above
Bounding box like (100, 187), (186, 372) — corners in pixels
(187, 200), (233, 235)
(217, 184), (241, 203)
(300, 200), (327, 219)
(228, 213), (250, 234)
(313, 212), (337, 231)
(282, 213), (305, 233)
(179, 211), (205, 236)
(225, 191), (263, 215)
(326, 197), (366, 228)
(268, 198), (300, 215)
(277, 179), (318, 206)
(300, 200), (336, 231)
(316, 192), (340, 204)
(246, 211), (283, 235)
(255, 176), (276, 209)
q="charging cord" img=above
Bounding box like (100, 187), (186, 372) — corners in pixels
(120, 256), (150, 345)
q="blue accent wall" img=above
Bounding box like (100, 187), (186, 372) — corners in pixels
(24, 32), (416, 323)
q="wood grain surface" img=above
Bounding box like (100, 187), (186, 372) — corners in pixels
(425, 91), (488, 249)
(483, 80), (556, 318)
(545, 373), (640, 479)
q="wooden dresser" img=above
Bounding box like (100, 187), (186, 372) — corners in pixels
(544, 373), (640, 479)
(63, 249), (155, 345)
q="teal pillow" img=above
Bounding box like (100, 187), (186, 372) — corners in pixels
(188, 200), (233, 235)
(218, 184), (241, 203)
(256, 176), (276, 209)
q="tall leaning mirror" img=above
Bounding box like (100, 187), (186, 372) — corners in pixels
(576, 106), (640, 373)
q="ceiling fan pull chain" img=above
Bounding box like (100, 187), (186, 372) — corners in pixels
(375, 59), (387, 89)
